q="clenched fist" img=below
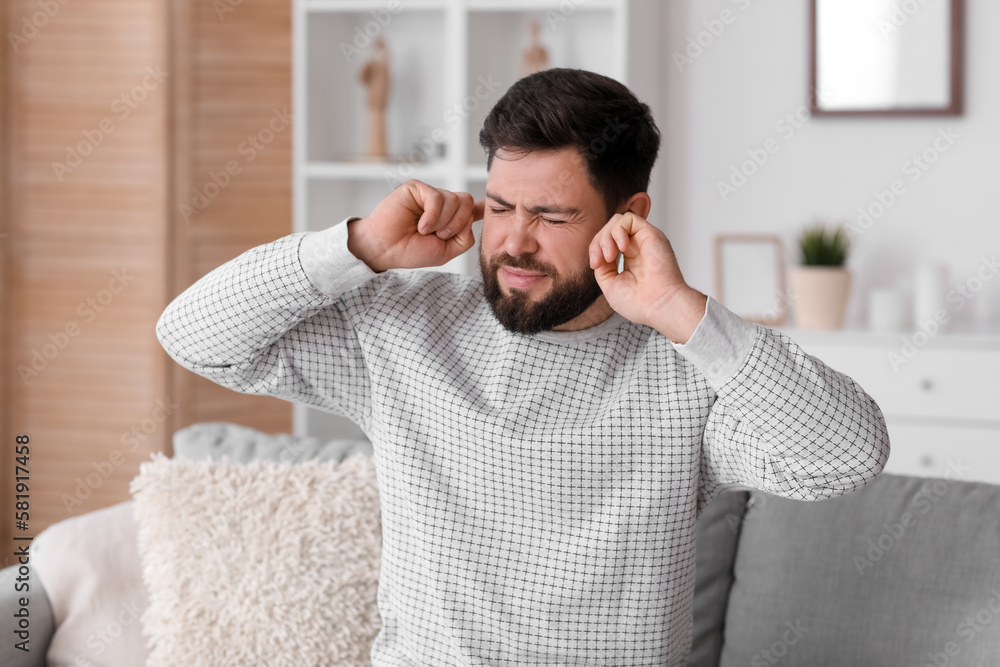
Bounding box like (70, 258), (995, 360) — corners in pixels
(347, 180), (485, 272)
(589, 212), (707, 344)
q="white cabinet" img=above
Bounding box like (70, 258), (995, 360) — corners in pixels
(777, 328), (1000, 485)
(879, 423), (999, 482)
(292, 0), (661, 437)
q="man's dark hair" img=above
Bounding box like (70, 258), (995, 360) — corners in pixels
(479, 68), (661, 217)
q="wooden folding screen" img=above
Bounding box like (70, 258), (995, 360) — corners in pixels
(0, 0), (292, 557)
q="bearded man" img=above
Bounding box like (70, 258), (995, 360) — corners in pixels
(158, 68), (889, 666)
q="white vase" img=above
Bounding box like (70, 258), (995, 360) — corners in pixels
(788, 265), (852, 330)
(868, 288), (907, 332)
(914, 263), (949, 326)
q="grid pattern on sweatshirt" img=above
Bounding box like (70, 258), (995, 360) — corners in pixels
(156, 233), (890, 667)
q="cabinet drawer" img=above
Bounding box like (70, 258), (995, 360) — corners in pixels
(883, 422), (1000, 485)
(794, 343), (1000, 423)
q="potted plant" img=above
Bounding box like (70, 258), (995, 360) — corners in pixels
(788, 223), (851, 329)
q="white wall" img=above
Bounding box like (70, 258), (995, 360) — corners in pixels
(659, 0), (1000, 330)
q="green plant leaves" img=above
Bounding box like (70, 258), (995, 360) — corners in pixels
(798, 223), (849, 266)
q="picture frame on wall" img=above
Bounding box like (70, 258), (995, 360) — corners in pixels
(713, 234), (788, 327)
(809, 0), (964, 116)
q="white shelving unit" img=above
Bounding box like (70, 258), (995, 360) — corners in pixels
(292, 0), (661, 438)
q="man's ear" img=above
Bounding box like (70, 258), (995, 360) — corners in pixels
(622, 192), (652, 220)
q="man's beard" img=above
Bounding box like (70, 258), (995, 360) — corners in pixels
(479, 246), (604, 335)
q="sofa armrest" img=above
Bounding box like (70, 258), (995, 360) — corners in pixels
(0, 564), (54, 667)
(31, 500), (149, 666)
(689, 491), (748, 666)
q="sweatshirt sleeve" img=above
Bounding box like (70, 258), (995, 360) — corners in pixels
(672, 296), (891, 506)
(155, 219), (379, 428)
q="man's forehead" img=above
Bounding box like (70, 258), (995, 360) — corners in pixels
(486, 147), (592, 213)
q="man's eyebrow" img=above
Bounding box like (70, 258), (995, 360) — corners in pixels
(485, 190), (581, 216)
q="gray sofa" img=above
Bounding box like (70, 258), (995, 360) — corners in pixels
(3, 423), (999, 666)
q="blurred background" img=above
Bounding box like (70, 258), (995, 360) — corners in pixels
(2, 0), (997, 559)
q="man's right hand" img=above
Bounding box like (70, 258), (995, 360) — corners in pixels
(347, 180), (485, 272)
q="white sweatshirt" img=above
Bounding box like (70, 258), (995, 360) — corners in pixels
(156, 220), (889, 666)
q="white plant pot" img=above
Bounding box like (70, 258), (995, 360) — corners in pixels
(788, 266), (851, 330)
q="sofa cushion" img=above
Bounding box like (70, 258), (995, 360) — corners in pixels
(25, 425), (374, 667)
(688, 490), (748, 666)
(131, 453), (382, 667)
(30, 500), (148, 667)
(172, 421), (373, 464)
(719, 472), (1000, 666)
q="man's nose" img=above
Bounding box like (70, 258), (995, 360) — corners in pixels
(504, 217), (539, 257)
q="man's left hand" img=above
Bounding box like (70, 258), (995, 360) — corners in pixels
(589, 212), (708, 344)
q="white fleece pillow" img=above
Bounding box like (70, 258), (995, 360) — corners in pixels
(130, 453), (382, 667)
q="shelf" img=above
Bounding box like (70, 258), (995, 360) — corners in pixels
(303, 9), (448, 164)
(466, 0), (621, 11)
(305, 0), (450, 12)
(303, 0), (622, 10)
(292, 0), (665, 438)
(463, 8), (622, 164)
(305, 160), (450, 182)
(773, 325), (1000, 349)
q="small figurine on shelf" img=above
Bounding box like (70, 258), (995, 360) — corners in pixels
(359, 37), (390, 160)
(520, 20), (549, 79)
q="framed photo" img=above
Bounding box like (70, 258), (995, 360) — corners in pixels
(809, 0), (963, 116)
(713, 234), (788, 327)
